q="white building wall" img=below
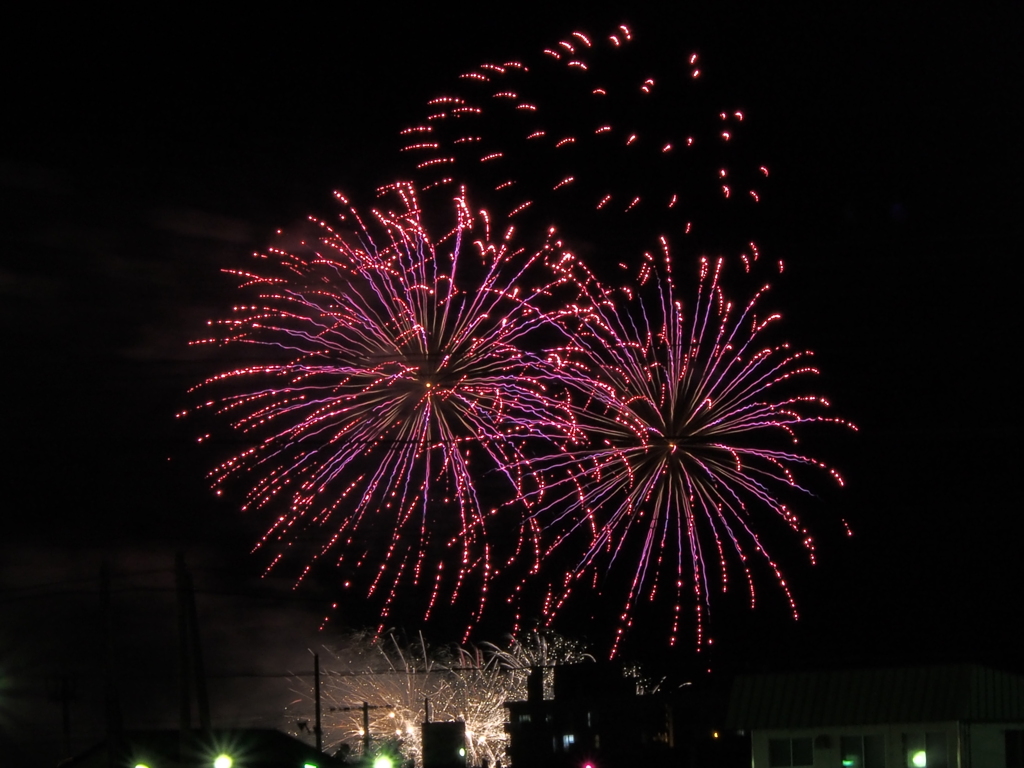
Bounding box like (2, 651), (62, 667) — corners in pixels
(751, 721), (961, 768)
(965, 722), (1021, 768)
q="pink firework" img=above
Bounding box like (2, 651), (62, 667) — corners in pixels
(521, 242), (854, 656)
(186, 185), (582, 633)
(402, 24), (772, 276)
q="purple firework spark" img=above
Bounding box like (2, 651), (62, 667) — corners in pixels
(403, 24), (771, 276)
(521, 242), (854, 655)
(185, 185), (581, 633)
(185, 21), (853, 656)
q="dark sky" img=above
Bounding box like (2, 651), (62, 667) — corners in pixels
(2, 5), (1022, 764)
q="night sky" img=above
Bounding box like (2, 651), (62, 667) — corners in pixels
(3, 6), (1022, 764)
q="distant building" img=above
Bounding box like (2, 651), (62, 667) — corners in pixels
(726, 664), (1024, 768)
(421, 720), (467, 768)
(58, 727), (346, 768)
(503, 663), (679, 768)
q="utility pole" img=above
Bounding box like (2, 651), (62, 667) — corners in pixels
(329, 701), (391, 759)
(364, 701), (370, 758)
(100, 563), (122, 768)
(60, 674), (74, 756)
(48, 673), (76, 759)
(314, 653), (323, 753)
(176, 554), (190, 731)
(176, 552), (211, 730)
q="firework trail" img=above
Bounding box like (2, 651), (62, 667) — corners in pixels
(522, 243), (854, 656)
(403, 24), (771, 277)
(185, 185), (582, 633)
(188, 21), (852, 659)
(397, 21), (850, 655)
(301, 631), (593, 766)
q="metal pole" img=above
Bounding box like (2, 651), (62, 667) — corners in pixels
(61, 675), (72, 757)
(100, 563), (122, 768)
(176, 553), (192, 731)
(314, 653), (323, 753)
(363, 701), (370, 757)
(184, 564), (211, 731)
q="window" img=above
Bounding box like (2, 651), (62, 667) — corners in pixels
(1007, 729), (1024, 768)
(562, 734), (576, 749)
(841, 735), (885, 768)
(770, 737), (814, 767)
(902, 732), (947, 768)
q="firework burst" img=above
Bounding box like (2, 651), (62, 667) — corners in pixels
(185, 185), (581, 632)
(187, 19), (853, 659)
(403, 24), (770, 276)
(522, 242), (854, 655)
(302, 631), (593, 766)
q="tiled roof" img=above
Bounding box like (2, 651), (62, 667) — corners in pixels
(726, 664), (1024, 729)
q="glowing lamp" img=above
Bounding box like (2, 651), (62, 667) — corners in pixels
(214, 755), (233, 768)
(911, 750), (927, 767)
(373, 756), (394, 768)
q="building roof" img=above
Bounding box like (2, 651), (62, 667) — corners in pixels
(59, 727), (343, 768)
(726, 664), (1024, 729)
